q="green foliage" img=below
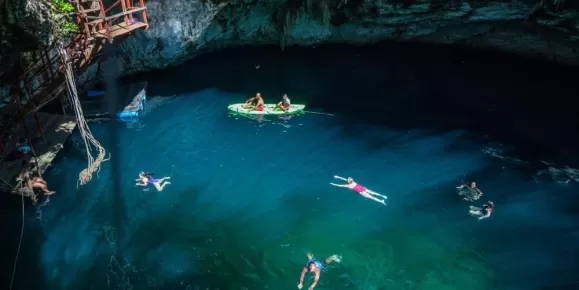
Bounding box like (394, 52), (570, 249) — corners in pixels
(48, 0), (78, 39)
(52, 0), (74, 13)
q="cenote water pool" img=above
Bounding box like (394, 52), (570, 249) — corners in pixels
(2, 44), (579, 290)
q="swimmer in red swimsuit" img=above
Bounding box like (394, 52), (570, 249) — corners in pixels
(330, 175), (387, 205)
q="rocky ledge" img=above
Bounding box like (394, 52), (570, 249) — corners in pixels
(108, 0), (579, 76)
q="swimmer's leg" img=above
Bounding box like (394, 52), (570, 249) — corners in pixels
(469, 210), (482, 216)
(153, 182), (170, 191)
(469, 206), (482, 216)
(159, 181), (171, 190)
(366, 189), (388, 199)
(361, 192), (386, 205)
(324, 255), (341, 264)
(158, 177), (171, 183)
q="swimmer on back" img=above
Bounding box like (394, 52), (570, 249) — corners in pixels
(297, 253), (341, 290)
(136, 171), (171, 191)
(243, 92), (264, 111)
(469, 201), (494, 220)
(276, 94), (291, 111)
(330, 175), (387, 205)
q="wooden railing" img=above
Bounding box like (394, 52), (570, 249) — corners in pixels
(0, 0), (148, 153)
(72, 0), (148, 44)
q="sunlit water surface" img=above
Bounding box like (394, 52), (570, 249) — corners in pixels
(6, 89), (579, 290)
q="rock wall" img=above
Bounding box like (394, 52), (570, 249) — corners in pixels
(110, 0), (579, 76)
(0, 0), (52, 68)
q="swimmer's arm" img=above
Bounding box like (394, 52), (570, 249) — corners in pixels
(309, 272), (320, 289)
(135, 181), (147, 186)
(333, 175), (347, 181)
(298, 267), (307, 285)
(330, 183), (349, 188)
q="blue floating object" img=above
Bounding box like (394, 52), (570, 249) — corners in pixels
(117, 111), (139, 118)
(87, 90), (105, 97)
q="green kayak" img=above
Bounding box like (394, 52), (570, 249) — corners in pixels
(227, 104), (305, 115)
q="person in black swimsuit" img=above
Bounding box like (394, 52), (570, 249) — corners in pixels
(297, 253), (341, 290)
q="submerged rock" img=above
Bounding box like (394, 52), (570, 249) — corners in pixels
(110, 0), (579, 75)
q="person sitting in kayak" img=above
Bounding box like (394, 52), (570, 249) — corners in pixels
(457, 181), (483, 201)
(136, 171), (171, 191)
(297, 252), (341, 290)
(330, 175), (387, 205)
(243, 92), (264, 111)
(276, 94), (291, 111)
(469, 201), (494, 220)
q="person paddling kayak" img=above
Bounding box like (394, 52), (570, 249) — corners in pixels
(276, 94), (291, 111)
(330, 176), (387, 205)
(243, 92), (264, 111)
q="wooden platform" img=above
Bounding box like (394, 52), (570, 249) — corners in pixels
(0, 113), (76, 194)
(95, 22), (148, 40)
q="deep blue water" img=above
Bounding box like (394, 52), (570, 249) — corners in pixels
(2, 43), (579, 290)
(2, 88), (578, 290)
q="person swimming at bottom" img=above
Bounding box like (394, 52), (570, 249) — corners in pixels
(330, 175), (387, 205)
(136, 171), (171, 191)
(297, 253), (341, 290)
(243, 92), (264, 111)
(469, 201), (494, 220)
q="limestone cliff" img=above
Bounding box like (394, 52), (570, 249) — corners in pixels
(1, 0), (578, 81)
(111, 0), (579, 75)
(0, 0), (52, 67)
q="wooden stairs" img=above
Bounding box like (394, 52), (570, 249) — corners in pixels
(0, 0), (149, 154)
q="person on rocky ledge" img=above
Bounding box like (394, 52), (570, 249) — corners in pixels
(17, 163), (56, 196)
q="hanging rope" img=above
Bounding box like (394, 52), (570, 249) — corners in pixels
(58, 44), (110, 187)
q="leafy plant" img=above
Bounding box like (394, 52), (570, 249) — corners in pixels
(48, 0), (78, 39)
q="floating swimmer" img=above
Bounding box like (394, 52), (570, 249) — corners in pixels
(330, 175), (387, 205)
(469, 201), (494, 220)
(297, 253), (341, 290)
(457, 181), (483, 201)
(136, 171), (171, 191)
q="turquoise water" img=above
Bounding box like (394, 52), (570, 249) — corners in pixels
(5, 87), (578, 290)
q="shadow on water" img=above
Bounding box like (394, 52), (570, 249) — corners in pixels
(0, 193), (46, 289)
(125, 41), (579, 166)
